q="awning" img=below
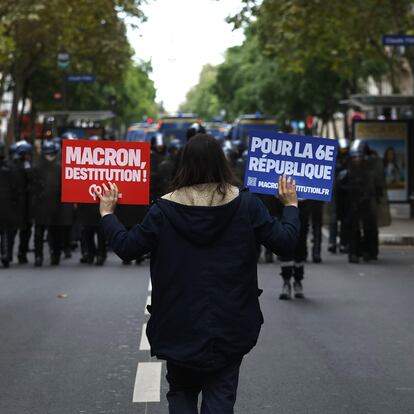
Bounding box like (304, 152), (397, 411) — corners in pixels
(340, 95), (414, 109)
(39, 111), (115, 122)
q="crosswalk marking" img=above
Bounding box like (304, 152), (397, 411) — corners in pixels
(139, 323), (150, 351)
(132, 362), (162, 402)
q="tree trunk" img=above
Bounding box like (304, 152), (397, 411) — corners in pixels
(319, 120), (325, 137)
(30, 99), (36, 143)
(332, 117), (339, 139)
(6, 68), (24, 147)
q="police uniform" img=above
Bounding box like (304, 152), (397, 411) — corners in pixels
(8, 141), (33, 263)
(345, 143), (386, 263)
(30, 142), (68, 266)
(76, 203), (106, 265)
(0, 144), (18, 267)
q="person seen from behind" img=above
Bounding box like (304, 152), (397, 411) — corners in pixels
(97, 134), (300, 414)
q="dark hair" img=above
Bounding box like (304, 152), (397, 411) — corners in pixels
(171, 134), (239, 196)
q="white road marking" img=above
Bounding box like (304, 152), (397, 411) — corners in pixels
(132, 362), (162, 402)
(139, 323), (150, 351)
(148, 279), (152, 292)
(144, 296), (151, 315)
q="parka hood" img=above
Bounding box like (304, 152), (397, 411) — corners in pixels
(156, 184), (241, 245)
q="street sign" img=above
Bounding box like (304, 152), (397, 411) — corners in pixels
(61, 140), (151, 205)
(66, 74), (96, 83)
(57, 50), (70, 70)
(383, 35), (414, 46)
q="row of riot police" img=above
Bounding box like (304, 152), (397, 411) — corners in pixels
(0, 139), (110, 267)
(0, 134), (186, 268)
(329, 138), (390, 263)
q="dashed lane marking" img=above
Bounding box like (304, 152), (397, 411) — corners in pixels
(132, 362), (162, 402)
(139, 323), (150, 351)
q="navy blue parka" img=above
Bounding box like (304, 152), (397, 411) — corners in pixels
(101, 189), (300, 371)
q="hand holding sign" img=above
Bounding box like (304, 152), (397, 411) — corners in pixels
(245, 131), (337, 201)
(96, 182), (119, 217)
(61, 140), (150, 205)
(278, 176), (298, 208)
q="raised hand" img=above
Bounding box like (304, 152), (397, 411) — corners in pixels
(96, 182), (119, 217)
(278, 175), (298, 207)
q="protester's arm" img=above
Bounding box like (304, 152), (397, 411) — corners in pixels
(249, 176), (300, 256)
(100, 207), (162, 261)
(97, 182), (163, 261)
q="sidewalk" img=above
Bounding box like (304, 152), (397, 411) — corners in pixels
(380, 218), (414, 246)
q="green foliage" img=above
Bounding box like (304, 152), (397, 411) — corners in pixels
(205, 0), (414, 125)
(179, 64), (221, 120)
(0, 0), (156, 141)
(227, 0), (414, 92)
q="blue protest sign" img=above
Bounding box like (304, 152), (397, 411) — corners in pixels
(244, 131), (338, 202)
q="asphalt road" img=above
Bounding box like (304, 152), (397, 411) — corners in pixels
(1, 246), (414, 414)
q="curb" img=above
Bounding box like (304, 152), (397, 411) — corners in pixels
(379, 235), (414, 246)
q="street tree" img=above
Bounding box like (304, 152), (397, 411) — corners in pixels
(0, 0), (147, 145)
(179, 64), (221, 120)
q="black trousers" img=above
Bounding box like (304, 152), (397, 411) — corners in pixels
(349, 199), (378, 258)
(280, 201), (309, 264)
(34, 225), (62, 259)
(81, 226), (106, 259)
(1, 230), (10, 261)
(8, 225), (32, 261)
(166, 359), (242, 414)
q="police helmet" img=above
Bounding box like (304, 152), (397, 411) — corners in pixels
(167, 139), (181, 153)
(52, 137), (62, 151)
(338, 138), (350, 150)
(15, 140), (33, 155)
(186, 122), (206, 141)
(9, 143), (17, 159)
(349, 139), (363, 158)
(89, 135), (100, 141)
(42, 140), (59, 155)
(62, 132), (77, 140)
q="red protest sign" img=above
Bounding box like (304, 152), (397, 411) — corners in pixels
(61, 140), (150, 205)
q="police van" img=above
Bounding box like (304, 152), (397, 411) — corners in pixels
(157, 113), (199, 145)
(228, 113), (278, 151)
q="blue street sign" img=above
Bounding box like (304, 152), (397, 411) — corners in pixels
(244, 130), (338, 202)
(383, 35), (414, 46)
(66, 74), (96, 83)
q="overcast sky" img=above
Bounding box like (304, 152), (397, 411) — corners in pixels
(127, 0), (245, 113)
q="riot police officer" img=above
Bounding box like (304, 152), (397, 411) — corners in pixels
(76, 135), (106, 265)
(8, 140), (33, 264)
(328, 138), (350, 254)
(345, 141), (385, 263)
(308, 200), (323, 263)
(77, 203), (107, 266)
(0, 141), (17, 267)
(157, 139), (181, 196)
(115, 204), (149, 265)
(186, 122), (206, 140)
(225, 147), (245, 185)
(31, 140), (66, 266)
